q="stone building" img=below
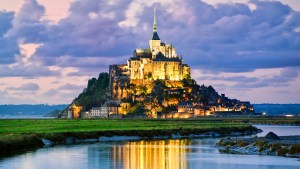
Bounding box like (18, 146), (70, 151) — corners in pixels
(109, 10), (190, 100)
(100, 100), (120, 118)
(89, 107), (103, 118)
(177, 101), (207, 118)
(89, 100), (120, 118)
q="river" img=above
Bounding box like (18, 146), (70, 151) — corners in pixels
(0, 125), (299, 169)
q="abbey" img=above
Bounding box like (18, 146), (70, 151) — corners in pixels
(60, 11), (256, 119)
(109, 10), (190, 100)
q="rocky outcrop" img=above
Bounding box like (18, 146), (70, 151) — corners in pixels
(265, 132), (280, 140)
(217, 134), (300, 158)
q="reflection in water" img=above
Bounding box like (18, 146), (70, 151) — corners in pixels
(110, 139), (191, 169)
(1, 130), (300, 169)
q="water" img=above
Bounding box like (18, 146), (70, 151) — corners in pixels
(0, 115), (54, 119)
(0, 125), (299, 169)
(253, 104), (300, 116)
(254, 125), (300, 137)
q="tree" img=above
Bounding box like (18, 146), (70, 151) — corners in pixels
(152, 80), (165, 103)
(73, 72), (110, 111)
(138, 85), (148, 96)
(127, 103), (146, 117)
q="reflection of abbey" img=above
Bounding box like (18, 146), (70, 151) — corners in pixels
(109, 10), (190, 100)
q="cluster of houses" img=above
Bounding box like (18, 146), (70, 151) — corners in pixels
(67, 100), (121, 119)
(67, 93), (256, 119)
(161, 93), (257, 118)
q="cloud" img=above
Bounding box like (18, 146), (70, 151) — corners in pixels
(34, 0), (136, 59)
(0, 11), (19, 64)
(66, 67), (109, 77)
(0, 64), (60, 77)
(0, 0), (300, 104)
(6, 82), (39, 91)
(40, 0), (300, 73)
(42, 89), (59, 97)
(0, 11), (14, 35)
(0, 90), (8, 95)
(193, 67), (300, 92)
(0, 94), (36, 104)
(200, 75), (258, 83)
(5, 0), (48, 43)
(1, 0), (299, 73)
(232, 67), (300, 88)
(59, 92), (79, 99)
(0, 1), (58, 78)
(174, 0), (300, 72)
(39, 55), (128, 68)
(58, 83), (85, 90)
(41, 88), (79, 102)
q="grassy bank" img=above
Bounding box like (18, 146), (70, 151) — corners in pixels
(0, 119), (253, 134)
(1, 116), (297, 134)
(214, 116), (300, 125)
(0, 119), (257, 154)
(1, 117), (298, 155)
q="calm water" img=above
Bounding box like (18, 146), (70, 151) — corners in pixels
(255, 125), (300, 137)
(0, 125), (299, 169)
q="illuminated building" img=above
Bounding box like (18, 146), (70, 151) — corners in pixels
(109, 10), (190, 100)
(67, 103), (82, 119)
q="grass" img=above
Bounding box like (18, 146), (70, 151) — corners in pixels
(220, 116), (300, 125)
(1, 116), (299, 134)
(0, 119), (257, 154)
(1, 117), (298, 154)
(0, 119), (250, 134)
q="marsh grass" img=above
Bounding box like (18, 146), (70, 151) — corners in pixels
(0, 119), (258, 154)
(0, 119), (250, 134)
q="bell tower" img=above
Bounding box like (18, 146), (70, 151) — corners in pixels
(149, 9), (161, 57)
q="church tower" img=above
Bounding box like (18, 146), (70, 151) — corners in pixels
(149, 9), (161, 57)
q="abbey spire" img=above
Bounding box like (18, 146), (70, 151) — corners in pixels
(153, 8), (157, 32)
(152, 9), (160, 40)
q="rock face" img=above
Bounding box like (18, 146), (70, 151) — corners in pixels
(265, 132), (280, 140)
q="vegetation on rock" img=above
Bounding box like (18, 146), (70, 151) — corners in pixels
(73, 72), (110, 110)
(59, 70), (228, 118)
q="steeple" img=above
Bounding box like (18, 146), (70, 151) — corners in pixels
(153, 8), (157, 32)
(152, 8), (160, 40)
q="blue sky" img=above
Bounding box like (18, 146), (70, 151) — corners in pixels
(0, 0), (299, 104)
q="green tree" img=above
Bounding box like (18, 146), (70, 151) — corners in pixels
(152, 80), (165, 103)
(127, 104), (146, 117)
(73, 72), (110, 110)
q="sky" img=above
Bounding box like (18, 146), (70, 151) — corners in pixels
(0, 0), (299, 104)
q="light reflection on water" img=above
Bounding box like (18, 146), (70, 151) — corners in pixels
(101, 139), (190, 169)
(0, 125), (299, 169)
